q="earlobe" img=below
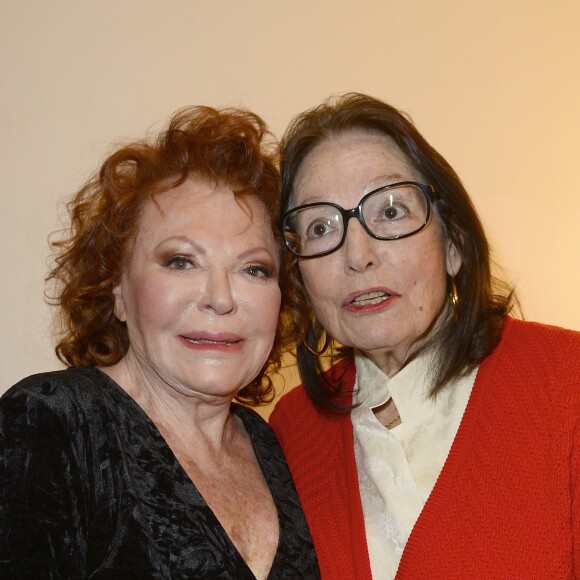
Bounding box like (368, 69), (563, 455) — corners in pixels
(446, 241), (462, 277)
(112, 282), (127, 322)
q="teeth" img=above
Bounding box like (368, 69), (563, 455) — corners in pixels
(352, 291), (389, 305)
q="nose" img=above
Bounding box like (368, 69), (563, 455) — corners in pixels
(342, 218), (379, 273)
(200, 270), (236, 315)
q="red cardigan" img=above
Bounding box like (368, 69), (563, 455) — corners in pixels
(270, 318), (580, 579)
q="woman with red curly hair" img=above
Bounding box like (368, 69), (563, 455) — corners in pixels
(0, 107), (319, 579)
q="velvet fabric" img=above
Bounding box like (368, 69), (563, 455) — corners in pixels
(0, 367), (319, 579)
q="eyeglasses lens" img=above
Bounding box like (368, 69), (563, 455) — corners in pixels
(284, 183), (429, 258)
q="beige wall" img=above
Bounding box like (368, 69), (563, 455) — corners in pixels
(2, 0), (579, 417)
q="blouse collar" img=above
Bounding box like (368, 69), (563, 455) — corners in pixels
(353, 349), (435, 423)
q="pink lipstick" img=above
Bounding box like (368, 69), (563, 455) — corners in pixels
(178, 331), (244, 352)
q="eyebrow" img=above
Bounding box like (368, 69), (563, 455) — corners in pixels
(155, 236), (278, 264)
(294, 173), (408, 206)
(237, 246), (280, 272)
(155, 236), (205, 254)
(363, 173), (406, 192)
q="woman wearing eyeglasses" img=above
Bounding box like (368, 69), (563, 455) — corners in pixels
(270, 93), (580, 579)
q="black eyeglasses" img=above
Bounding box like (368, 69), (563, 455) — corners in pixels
(282, 181), (434, 258)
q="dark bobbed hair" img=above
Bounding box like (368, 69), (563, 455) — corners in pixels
(48, 105), (285, 406)
(279, 93), (514, 410)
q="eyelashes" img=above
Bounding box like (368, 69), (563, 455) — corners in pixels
(163, 254), (276, 279)
(165, 255), (194, 270)
(243, 264), (273, 279)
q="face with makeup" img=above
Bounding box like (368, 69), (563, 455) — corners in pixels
(112, 177), (282, 401)
(293, 132), (461, 376)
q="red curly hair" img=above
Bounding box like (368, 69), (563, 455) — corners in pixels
(48, 106), (286, 405)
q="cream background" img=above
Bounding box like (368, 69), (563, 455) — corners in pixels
(1, 1), (579, 417)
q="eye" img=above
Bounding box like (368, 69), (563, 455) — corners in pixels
(381, 203), (407, 221)
(166, 255), (194, 270)
(305, 219), (336, 239)
(243, 264), (272, 279)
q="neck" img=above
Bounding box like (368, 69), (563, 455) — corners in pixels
(362, 347), (408, 378)
(100, 351), (237, 452)
(364, 305), (450, 377)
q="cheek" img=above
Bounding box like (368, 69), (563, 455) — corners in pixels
(124, 276), (186, 327)
(299, 260), (334, 300)
(240, 282), (282, 335)
(299, 265), (337, 326)
(404, 252), (448, 315)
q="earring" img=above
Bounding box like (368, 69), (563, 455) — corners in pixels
(449, 276), (459, 307)
(303, 330), (330, 356)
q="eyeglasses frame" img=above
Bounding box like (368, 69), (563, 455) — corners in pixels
(282, 181), (435, 259)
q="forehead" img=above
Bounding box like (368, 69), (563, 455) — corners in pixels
(135, 177), (274, 245)
(293, 132), (420, 205)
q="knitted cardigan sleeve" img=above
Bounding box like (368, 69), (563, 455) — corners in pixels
(572, 396), (580, 572)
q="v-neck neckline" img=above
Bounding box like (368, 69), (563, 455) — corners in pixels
(89, 367), (283, 579)
(393, 362), (485, 576)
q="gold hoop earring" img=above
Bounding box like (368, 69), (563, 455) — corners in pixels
(303, 331), (330, 356)
(449, 276), (459, 307)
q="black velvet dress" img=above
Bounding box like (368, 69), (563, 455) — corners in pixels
(0, 367), (320, 579)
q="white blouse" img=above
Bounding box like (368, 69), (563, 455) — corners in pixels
(352, 350), (477, 579)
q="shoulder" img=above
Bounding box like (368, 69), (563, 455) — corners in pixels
(502, 316), (580, 343)
(270, 358), (355, 447)
(232, 404), (293, 469)
(4, 366), (110, 396)
(274, 359), (356, 413)
(232, 403), (272, 436)
(1, 367), (117, 428)
(271, 384), (313, 421)
(2, 367), (111, 402)
(232, 403), (283, 442)
(494, 317), (580, 369)
(480, 317), (580, 411)
(269, 386), (320, 453)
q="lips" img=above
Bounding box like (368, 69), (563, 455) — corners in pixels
(343, 287), (400, 312)
(178, 332), (243, 351)
(183, 337), (240, 346)
(350, 290), (391, 306)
